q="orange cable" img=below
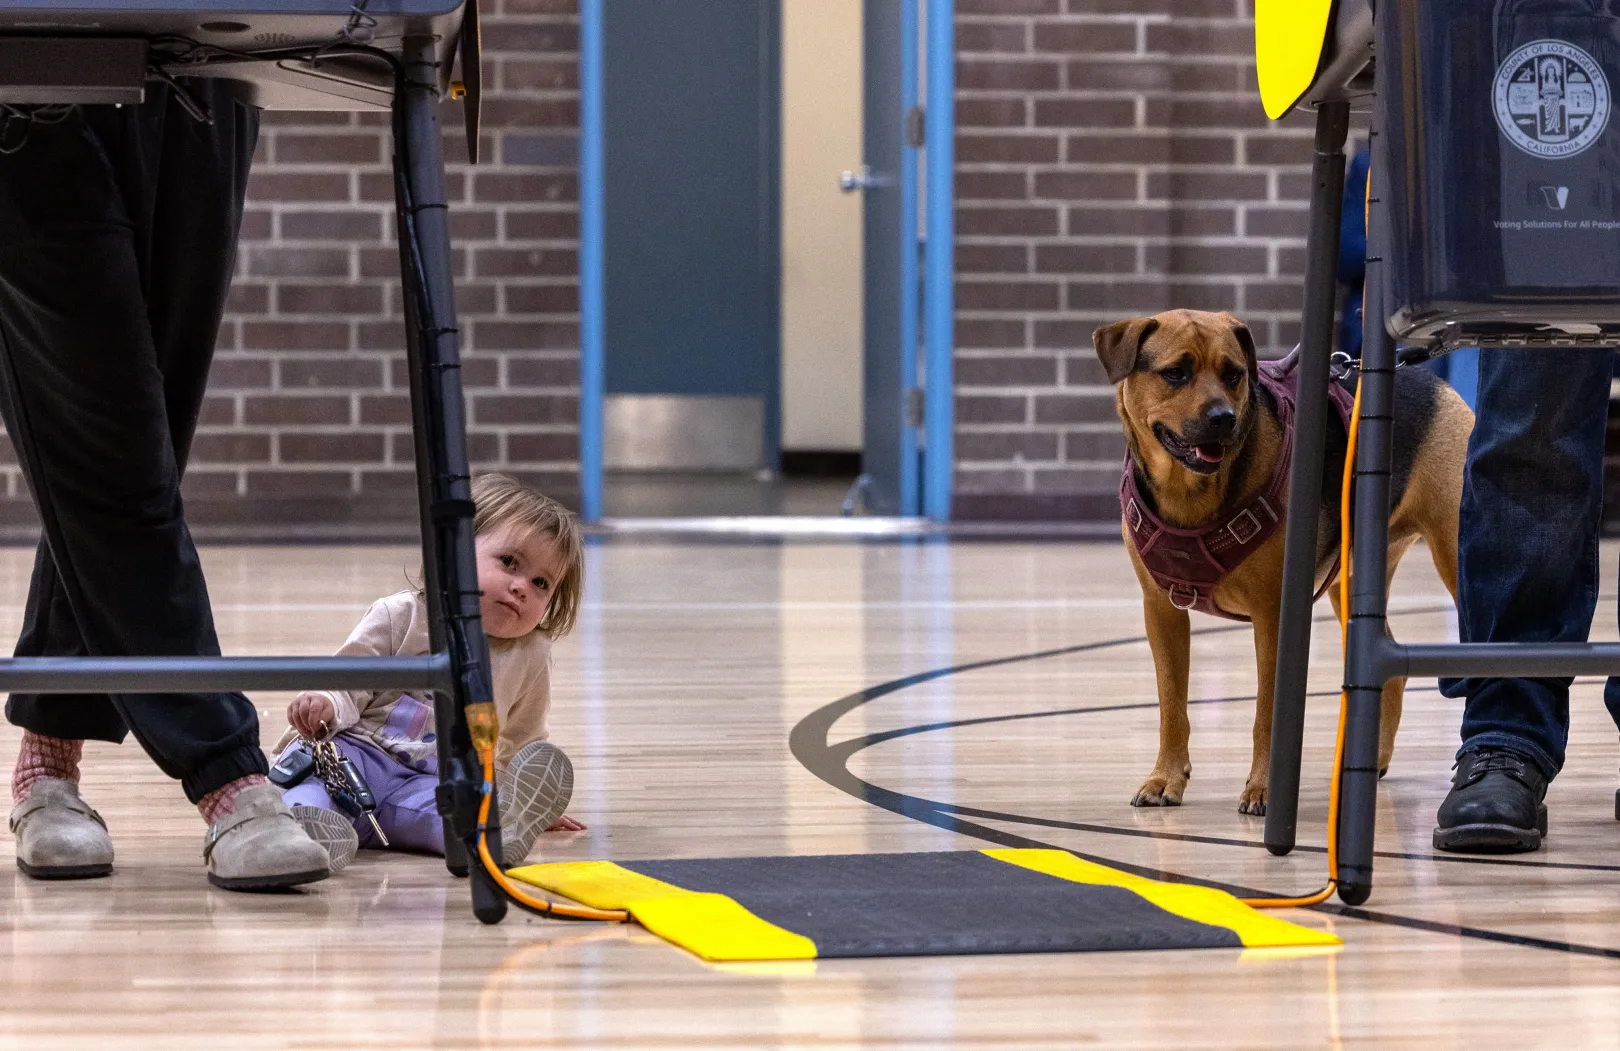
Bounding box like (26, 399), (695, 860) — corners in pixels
(1239, 373), (1361, 908)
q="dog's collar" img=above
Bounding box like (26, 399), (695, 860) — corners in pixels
(1121, 355), (1355, 621)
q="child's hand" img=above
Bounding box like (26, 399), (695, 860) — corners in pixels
(288, 693), (336, 739)
(548, 815), (586, 832)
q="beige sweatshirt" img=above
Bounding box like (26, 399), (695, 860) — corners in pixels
(271, 590), (552, 773)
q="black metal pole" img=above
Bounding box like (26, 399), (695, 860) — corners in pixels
(1265, 99), (1350, 857)
(1336, 110), (1393, 907)
(0, 655), (448, 693)
(395, 35), (505, 924)
(393, 64), (462, 877)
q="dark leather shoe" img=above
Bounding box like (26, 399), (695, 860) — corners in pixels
(1433, 748), (1548, 853)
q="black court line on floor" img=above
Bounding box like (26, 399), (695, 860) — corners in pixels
(860, 688), (1620, 875)
(789, 608), (1620, 961)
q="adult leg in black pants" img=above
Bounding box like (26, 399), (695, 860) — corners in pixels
(1434, 347), (1614, 852)
(0, 83), (327, 888)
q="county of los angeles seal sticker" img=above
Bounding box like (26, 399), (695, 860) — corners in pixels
(1495, 39), (1610, 159)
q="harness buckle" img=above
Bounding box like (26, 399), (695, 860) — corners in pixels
(1168, 584), (1199, 611)
(1125, 498), (1146, 534)
(1226, 508), (1263, 546)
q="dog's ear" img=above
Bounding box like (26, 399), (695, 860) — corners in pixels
(1220, 312), (1258, 377)
(1092, 317), (1160, 385)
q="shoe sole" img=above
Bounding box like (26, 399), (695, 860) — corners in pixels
(207, 868), (330, 892)
(1432, 804), (1548, 854)
(16, 857), (111, 880)
(291, 805), (360, 873)
(497, 741), (573, 867)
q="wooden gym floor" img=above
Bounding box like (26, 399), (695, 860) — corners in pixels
(4, 538), (1620, 1049)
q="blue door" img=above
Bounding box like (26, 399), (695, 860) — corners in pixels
(601, 0), (782, 474)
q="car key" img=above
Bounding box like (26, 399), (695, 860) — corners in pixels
(310, 740), (390, 848)
(269, 740), (316, 788)
(334, 752), (390, 847)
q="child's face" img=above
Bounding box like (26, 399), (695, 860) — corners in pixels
(474, 523), (566, 639)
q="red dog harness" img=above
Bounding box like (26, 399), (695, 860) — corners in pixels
(1120, 355), (1355, 622)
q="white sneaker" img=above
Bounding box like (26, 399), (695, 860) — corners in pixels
(291, 805), (360, 873)
(497, 742), (573, 867)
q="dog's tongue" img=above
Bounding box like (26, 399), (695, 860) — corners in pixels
(1194, 444), (1224, 463)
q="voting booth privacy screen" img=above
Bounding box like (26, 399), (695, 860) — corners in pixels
(1382, 0), (1620, 349)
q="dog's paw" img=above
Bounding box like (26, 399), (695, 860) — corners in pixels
(1131, 775), (1186, 808)
(1238, 781), (1267, 816)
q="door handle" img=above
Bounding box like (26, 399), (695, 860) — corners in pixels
(840, 165), (894, 193)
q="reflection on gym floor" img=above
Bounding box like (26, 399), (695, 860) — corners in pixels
(603, 472), (858, 518)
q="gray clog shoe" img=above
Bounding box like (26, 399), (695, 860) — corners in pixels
(204, 784), (330, 891)
(10, 778), (113, 879)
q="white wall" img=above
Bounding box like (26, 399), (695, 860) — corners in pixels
(780, 0), (864, 453)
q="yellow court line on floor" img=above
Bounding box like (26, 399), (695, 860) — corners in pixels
(508, 861), (817, 962)
(982, 849), (1342, 949)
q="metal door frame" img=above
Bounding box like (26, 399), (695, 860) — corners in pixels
(921, 0), (953, 523)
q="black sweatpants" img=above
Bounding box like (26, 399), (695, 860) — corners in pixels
(0, 83), (267, 803)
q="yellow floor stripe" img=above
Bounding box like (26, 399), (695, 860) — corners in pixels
(982, 849), (1341, 949)
(508, 861), (818, 962)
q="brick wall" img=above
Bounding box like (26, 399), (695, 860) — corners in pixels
(207, 0), (582, 536)
(0, 0), (1327, 533)
(951, 0), (1325, 520)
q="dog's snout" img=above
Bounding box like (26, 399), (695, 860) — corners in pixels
(1203, 405), (1237, 438)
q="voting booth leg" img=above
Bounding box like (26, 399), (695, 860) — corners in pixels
(1334, 121), (1394, 907)
(393, 36), (507, 925)
(1265, 100), (1351, 858)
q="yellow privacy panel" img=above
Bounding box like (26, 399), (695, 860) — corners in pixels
(1255, 0), (1336, 119)
(982, 849), (1341, 949)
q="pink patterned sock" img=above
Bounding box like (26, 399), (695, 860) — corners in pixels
(197, 774), (269, 826)
(12, 732), (83, 804)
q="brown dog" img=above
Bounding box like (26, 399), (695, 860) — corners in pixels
(1094, 309), (1473, 814)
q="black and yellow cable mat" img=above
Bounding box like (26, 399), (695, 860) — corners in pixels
(509, 849), (1338, 961)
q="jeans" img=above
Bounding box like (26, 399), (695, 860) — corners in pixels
(0, 84), (266, 802)
(280, 735), (445, 855)
(1441, 348), (1617, 779)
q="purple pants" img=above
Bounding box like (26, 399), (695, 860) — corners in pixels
(280, 734), (444, 855)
